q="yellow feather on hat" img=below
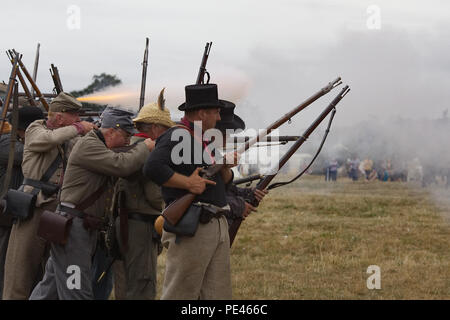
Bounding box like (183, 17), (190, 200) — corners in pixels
(158, 88), (165, 111)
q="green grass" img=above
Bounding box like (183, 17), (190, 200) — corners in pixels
(156, 176), (450, 299)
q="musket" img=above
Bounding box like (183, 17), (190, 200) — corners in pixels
(228, 85), (351, 246)
(139, 37), (149, 110)
(1, 82), (19, 196)
(196, 42), (212, 84)
(0, 54), (19, 138)
(19, 92), (57, 98)
(233, 174), (263, 186)
(31, 43), (40, 98)
(6, 51), (36, 106)
(43, 111), (102, 117)
(161, 77), (342, 227)
(50, 64), (64, 94)
(10, 49), (49, 111)
(228, 135), (300, 143)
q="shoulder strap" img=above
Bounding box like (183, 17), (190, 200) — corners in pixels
(40, 144), (66, 183)
(76, 183), (108, 211)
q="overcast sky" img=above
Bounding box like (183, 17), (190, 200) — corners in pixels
(2, 0), (450, 131)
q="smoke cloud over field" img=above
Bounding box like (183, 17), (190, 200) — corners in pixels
(292, 113), (450, 178)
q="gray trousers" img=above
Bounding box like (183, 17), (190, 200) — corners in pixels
(161, 216), (232, 300)
(29, 217), (97, 300)
(0, 225), (12, 299)
(114, 217), (159, 300)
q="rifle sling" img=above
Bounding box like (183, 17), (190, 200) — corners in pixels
(268, 108), (337, 190)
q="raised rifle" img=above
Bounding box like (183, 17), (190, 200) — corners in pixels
(139, 37), (149, 110)
(10, 49), (49, 111)
(196, 42), (212, 84)
(0, 82), (19, 226)
(228, 85), (351, 246)
(228, 135), (300, 144)
(50, 64), (64, 94)
(161, 77), (342, 226)
(1, 82), (19, 196)
(0, 53), (20, 138)
(6, 50), (36, 107)
(31, 43), (40, 98)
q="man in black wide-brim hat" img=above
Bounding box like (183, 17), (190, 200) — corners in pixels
(144, 83), (237, 299)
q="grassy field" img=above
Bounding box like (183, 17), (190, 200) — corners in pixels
(156, 176), (450, 299)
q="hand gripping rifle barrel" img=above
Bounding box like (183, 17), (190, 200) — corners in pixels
(162, 77), (343, 227)
(228, 85), (351, 246)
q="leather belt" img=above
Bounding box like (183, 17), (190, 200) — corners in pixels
(59, 205), (85, 218)
(59, 204), (104, 231)
(199, 204), (230, 224)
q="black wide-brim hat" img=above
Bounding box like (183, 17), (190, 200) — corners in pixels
(215, 100), (246, 132)
(178, 84), (226, 111)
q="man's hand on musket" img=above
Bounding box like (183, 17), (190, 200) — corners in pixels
(188, 167), (216, 194)
(242, 201), (257, 219)
(162, 167), (216, 194)
(253, 188), (268, 202)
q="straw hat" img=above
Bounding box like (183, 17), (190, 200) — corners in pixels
(133, 88), (175, 128)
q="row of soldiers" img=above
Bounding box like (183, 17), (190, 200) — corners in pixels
(0, 82), (267, 299)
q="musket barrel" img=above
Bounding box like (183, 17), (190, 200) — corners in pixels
(11, 50), (49, 111)
(196, 42), (212, 84)
(139, 37), (149, 109)
(0, 54), (19, 137)
(257, 85), (350, 191)
(228, 135), (299, 143)
(237, 77), (342, 154)
(31, 43), (40, 97)
(233, 174), (263, 185)
(6, 51), (36, 106)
